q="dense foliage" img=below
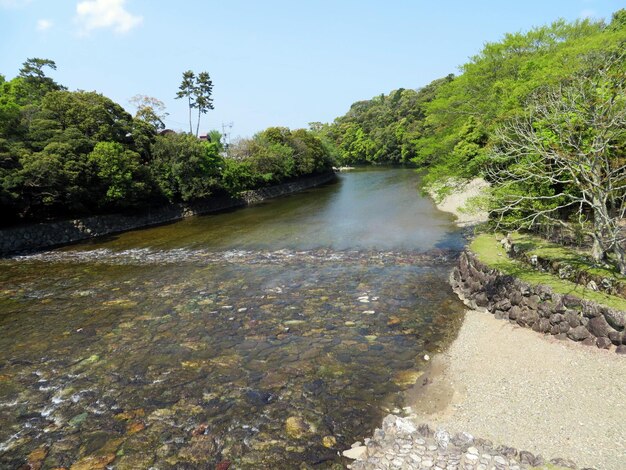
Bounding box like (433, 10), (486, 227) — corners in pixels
(314, 76), (453, 164)
(0, 61), (333, 226)
(322, 11), (626, 180)
(319, 9), (626, 269)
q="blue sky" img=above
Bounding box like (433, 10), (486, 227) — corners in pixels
(0, 0), (622, 138)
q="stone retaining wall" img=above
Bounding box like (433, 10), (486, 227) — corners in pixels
(0, 172), (336, 256)
(450, 251), (626, 354)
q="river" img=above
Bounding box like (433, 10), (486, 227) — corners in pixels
(0, 168), (465, 469)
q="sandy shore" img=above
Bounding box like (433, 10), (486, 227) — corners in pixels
(418, 178), (625, 468)
(428, 177), (490, 227)
(406, 308), (626, 469)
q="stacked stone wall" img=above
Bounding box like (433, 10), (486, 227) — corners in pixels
(451, 251), (626, 354)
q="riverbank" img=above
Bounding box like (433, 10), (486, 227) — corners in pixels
(0, 171), (336, 256)
(346, 178), (625, 469)
(426, 177), (489, 227)
(406, 309), (626, 469)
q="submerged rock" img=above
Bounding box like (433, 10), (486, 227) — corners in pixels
(285, 416), (312, 439)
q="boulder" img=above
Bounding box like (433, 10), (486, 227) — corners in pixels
(510, 291), (523, 306)
(524, 294), (540, 310)
(474, 292), (489, 308)
(495, 299), (512, 311)
(587, 316), (612, 338)
(562, 294), (581, 308)
(596, 337), (612, 349)
(494, 310), (509, 320)
(508, 306), (522, 321)
(582, 337), (596, 347)
(604, 309), (625, 330)
(567, 326), (590, 341)
(558, 322), (570, 334)
(537, 318), (551, 333)
(608, 330), (622, 346)
(517, 308), (539, 327)
(582, 303), (602, 318)
(549, 313), (563, 325)
(564, 310), (581, 328)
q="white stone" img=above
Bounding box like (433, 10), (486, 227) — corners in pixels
(493, 456), (507, 465)
(343, 446), (367, 460)
(394, 417), (418, 434)
(467, 446), (479, 455)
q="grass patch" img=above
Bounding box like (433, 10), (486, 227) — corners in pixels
(509, 232), (626, 281)
(470, 234), (626, 311)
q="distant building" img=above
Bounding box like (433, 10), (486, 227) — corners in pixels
(158, 129), (176, 136)
(198, 133), (208, 142)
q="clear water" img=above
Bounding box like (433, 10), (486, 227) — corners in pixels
(0, 168), (465, 469)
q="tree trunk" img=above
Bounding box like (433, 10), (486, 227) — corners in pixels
(591, 234), (606, 263)
(188, 97), (193, 135)
(196, 108), (201, 138)
(613, 242), (626, 275)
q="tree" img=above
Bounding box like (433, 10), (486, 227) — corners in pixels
(16, 58), (64, 103)
(487, 52), (626, 272)
(194, 72), (214, 137)
(150, 133), (222, 201)
(129, 94), (168, 130)
(175, 70), (214, 137)
(88, 141), (148, 206)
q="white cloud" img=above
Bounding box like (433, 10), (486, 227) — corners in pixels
(36, 19), (53, 31)
(75, 0), (142, 35)
(0, 0), (32, 8)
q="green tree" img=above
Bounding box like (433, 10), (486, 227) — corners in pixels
(150, 133), (222, 201)
(88, 141), (148, 207)
(175, 70), (214, 137)
(487, 52), (626, 271)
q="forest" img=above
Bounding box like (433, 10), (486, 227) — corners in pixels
(0, 62), (334, 226)
(316, 9), (626, 270)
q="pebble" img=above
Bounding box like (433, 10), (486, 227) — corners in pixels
(344, 415), (583, 470)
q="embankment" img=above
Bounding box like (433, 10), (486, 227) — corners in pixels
(0, 171), (336, 256)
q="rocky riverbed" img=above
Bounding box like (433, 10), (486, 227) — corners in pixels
(0, 247), (465, 468)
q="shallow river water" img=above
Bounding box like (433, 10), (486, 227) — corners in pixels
(0, 168), (465, 469)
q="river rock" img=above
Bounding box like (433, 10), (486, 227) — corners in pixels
(567, 326), (590, 341)
(604, 309), (625, 330)
(285, 416), (311, 439)
(587, 316), (611, 338)
(343, 445), (367, 460)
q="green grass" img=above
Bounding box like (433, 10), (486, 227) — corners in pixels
(470, 234), (626, 311)
(509, 232), (626, 281)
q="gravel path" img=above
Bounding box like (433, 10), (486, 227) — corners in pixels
(406, 308), (626, 470)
